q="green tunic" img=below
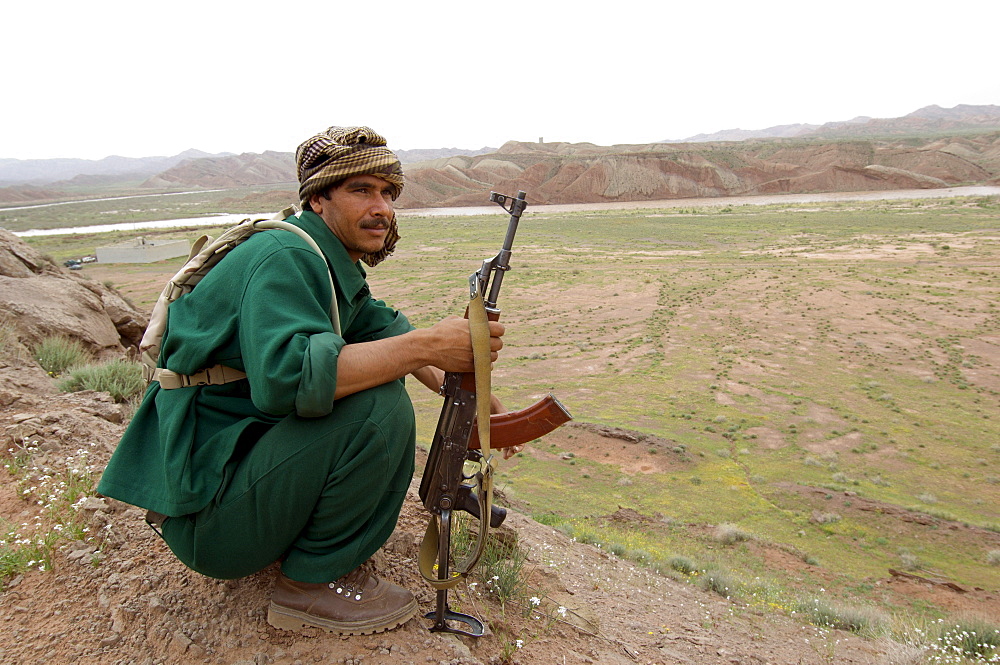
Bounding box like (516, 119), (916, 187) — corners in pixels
(98, 210), (414, 517)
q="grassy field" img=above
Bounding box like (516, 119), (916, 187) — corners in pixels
(2, 184), (297, 231)
(25, 192), (1000, 627)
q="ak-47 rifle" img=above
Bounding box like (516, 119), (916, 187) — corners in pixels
(418, 191), (572, 636)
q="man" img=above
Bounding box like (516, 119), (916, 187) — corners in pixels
(97, 126), (506, 635)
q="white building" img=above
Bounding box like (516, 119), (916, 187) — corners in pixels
(95, 237), (190, 264)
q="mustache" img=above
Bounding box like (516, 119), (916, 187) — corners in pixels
(360, 219), (389, 230)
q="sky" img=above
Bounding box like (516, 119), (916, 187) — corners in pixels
(3, 0), (997, 161)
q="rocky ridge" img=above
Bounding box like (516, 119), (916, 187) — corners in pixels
(394, 132), (1000, 208)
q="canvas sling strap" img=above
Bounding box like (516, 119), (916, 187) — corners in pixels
(417, 276), (495, 590)
(149, 211), (340, 390)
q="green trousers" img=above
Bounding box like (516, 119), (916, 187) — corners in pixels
(160, 379), (415, 583)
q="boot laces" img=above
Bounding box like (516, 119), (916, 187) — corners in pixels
(329, 565), (373, 601)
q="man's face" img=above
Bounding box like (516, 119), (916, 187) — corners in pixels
(309, 175), (395, 262)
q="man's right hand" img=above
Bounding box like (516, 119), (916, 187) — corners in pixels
(334, 317), (504, 400)
(424, 316), (505, 373)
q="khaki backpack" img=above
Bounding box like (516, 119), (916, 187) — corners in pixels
(139, 207), (339, 389)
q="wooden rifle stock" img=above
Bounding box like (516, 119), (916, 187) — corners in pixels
(468, 394), (571, 450)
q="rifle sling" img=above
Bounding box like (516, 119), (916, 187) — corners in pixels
(459, 284), (494, 573)
(417, 280), (496, 590)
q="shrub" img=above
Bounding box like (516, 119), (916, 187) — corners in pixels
(713, 523), (753, 545)
(476, 532), (529, 607)
(451, 514), (529, 608)
(668, 555), (697, 574)
(794, 597), (886, 636)
(812, 511), (842, 525)
(33, 336), (90, 376)
(58, 359), (146, 403)
(698, 569), (738, 599)
(933, 617), (1000, 661)
(899, 551), (920, 570)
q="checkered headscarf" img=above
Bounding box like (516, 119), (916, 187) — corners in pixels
(295, 126), (405, 266)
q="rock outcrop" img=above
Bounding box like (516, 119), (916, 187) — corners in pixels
(0, 230), (148, 359)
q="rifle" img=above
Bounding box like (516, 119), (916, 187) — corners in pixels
(417, 191), (572, 636)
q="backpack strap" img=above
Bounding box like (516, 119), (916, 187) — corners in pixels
(149, 208), (340, 389)
(152, 364), (249, 390)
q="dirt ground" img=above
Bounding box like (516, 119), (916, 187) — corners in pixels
(2, 361), (993, 665)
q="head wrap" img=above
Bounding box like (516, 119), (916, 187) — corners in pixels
(296, 126), (405, 266)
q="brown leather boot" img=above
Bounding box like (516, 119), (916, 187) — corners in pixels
(267, 565), (419, 635)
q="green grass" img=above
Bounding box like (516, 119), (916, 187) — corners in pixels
(3, 184), (297, 233)
(32, 335), (91, 377)
(58, 358), (146, 403)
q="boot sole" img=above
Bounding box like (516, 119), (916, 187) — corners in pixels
(266, 598), (419, 636)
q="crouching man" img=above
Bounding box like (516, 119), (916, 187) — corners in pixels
(98, 126), (505, 635)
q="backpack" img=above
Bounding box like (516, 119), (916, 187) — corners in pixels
(139, 206), (340, 389)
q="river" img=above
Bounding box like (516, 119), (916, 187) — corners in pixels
(10, 185), (1000, 238)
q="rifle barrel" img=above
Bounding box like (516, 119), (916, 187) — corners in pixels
(484, 191), (527, 308)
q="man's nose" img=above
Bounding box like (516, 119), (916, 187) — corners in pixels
(370, 194), (392, 217)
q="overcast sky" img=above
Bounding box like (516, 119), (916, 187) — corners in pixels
(3, 0), (997, 161)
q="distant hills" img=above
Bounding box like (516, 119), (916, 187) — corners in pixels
(0, 149), (227, 186)
(136, 147), (496, 191)
(0, 147), (495, 188)
(392, 132), (1000, 208)
(666, 104), (1000, 143)
(2, 105), (999, 208)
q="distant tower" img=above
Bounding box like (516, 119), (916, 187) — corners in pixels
(538, 137), (544, 144)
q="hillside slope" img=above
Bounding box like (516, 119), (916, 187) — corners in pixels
(394, 133), (1000, 208)
(0, 383), (904, 665)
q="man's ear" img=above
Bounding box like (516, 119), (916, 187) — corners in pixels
(308, 193), (325, 215)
